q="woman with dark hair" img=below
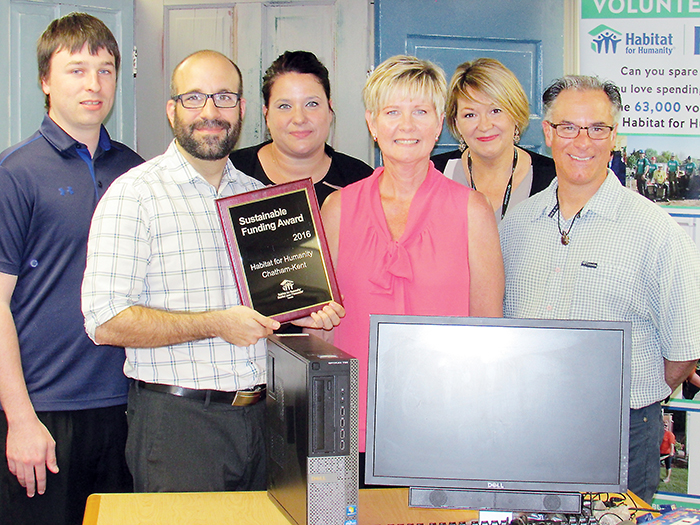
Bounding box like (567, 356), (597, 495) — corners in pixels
(431, 58), (555, 222)
(230, 50), (372, 204)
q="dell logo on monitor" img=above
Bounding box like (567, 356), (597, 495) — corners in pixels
(487, 482), (505, 489)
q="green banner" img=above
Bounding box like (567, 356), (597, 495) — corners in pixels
(582, 0), (700, 18)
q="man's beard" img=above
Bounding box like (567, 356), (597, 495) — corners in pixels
(172, 110), (242, 160)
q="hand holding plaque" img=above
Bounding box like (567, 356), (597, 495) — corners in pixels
(216, 179), (341, 323)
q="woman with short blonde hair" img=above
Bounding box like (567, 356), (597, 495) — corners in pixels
(445, 58), (529, 141)
(363, 55), (447, 118)
(433, 58), (556, 222)
(321, 56), (504, 480)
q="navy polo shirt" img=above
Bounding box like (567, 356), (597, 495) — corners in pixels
(0, 115), (143, 412)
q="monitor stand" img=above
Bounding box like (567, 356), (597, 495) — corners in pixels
(409, 487), (583, 514)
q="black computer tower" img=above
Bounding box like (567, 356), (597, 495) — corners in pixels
(266, 334), (359, 525)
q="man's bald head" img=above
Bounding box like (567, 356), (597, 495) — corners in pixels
(170, 50), (243, 99)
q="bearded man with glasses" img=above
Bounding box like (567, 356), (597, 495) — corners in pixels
(500, 75), (700, 504)
(82, 50), (343, 492)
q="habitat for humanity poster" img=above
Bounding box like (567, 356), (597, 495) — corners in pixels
(580, 0), (700, 201)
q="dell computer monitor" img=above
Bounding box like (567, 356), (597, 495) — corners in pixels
(365, 315), (631, 513)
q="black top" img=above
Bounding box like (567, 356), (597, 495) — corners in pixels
(230, 140), (373, 206)
(431, 148), (557, 197)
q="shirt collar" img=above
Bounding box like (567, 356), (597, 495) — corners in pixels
(526, 177), (559, 223)
(39, 113), (114, 158)
(531, 169), (623, 224)
(97, 126), (113, 153)
(579, 170), (624, 222)
(167, 140), (242, 189)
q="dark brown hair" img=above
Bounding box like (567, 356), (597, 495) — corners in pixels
(37, 12), (120, 109)
(261, 51), (331, 108)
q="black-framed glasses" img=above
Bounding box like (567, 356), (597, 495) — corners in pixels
(547, 121), (615, 140)
(173, 91), (241, 109)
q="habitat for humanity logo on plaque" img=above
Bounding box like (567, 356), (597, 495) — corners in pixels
(278, 279), (303, 300)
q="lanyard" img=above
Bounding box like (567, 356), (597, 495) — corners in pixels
(467, 147), (518, 220)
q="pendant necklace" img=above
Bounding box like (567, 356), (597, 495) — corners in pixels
(467, 147), (518, 220)
(554, 190), (583, 246)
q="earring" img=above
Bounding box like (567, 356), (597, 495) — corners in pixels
(513, 127), (521, 144)
(372, 135), (377, 142)
(459, 137), (467, 152)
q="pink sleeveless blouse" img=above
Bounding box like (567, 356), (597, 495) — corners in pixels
(334, 164), (472, 451)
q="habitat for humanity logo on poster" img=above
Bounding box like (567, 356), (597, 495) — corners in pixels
(581, 0), (700, 135)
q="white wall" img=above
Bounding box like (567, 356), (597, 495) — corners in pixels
(133, 0), (373, 164)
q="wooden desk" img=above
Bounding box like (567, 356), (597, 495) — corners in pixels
(84, 489), (652, 525)
(83, 488), (479, 525)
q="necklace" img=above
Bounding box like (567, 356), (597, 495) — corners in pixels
(553, 190), (583, 246)
(467, 147), (518, 220)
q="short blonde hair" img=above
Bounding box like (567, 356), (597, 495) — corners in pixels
(363, 55), (446, 117)
(446, 58), (530, 141)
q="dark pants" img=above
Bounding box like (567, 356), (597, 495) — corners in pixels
(125, 382), (266, 492)
(628, 402), (663, 504)
(662, 455), (672, 470)
(0, 405), (131, 525)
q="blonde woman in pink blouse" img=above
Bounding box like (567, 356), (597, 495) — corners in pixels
(321, 56), (504, 467)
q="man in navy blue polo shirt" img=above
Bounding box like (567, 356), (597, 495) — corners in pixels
(0, 13), (142, 525)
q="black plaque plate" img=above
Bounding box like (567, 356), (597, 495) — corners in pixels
(216, 178), (341, 323)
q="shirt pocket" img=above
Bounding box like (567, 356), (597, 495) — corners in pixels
(570, 262), (636, 320)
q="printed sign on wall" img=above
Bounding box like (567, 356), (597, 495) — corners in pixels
(580, 1), (700, 203)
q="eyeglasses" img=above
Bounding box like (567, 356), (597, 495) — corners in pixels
(173, 91), (241, 109)
(547, 121), (615, 140)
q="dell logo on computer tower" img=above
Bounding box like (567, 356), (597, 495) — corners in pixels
(266, 334), (359, 525)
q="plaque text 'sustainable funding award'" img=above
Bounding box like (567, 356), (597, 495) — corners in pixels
(216, 179), (341, 323)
